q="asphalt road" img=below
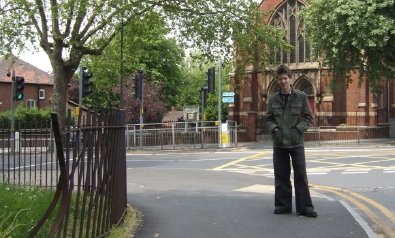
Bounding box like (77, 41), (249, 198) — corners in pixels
(126, 143), (395, 238)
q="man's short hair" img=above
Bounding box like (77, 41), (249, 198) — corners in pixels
(276, 64), (292, 78)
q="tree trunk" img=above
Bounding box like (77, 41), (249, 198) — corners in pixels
(50, 58), (76, 129)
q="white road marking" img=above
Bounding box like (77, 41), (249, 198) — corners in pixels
(339, 200), (377, 238)
(129, 154), (154, 156)
(342, 171), (369, 174)
(308, 172), (328, 175)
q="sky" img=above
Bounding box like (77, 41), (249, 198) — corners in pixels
(20, 50), (52, 73)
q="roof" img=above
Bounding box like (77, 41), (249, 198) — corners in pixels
(162, 110), (184, 123)
(0, 55), (53, 85)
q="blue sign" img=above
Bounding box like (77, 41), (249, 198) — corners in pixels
(222, 92), (235, 97)
(222, 97), (234, 103)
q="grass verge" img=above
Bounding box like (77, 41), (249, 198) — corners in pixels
(107, 204), (143, 238)
(0, 183), (142, 237)
(0, 183), (57, 237)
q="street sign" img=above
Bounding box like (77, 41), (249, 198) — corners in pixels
(222, 97), (234, 103)
(183, 106), (200, 121)
(222, 92), (235, 97)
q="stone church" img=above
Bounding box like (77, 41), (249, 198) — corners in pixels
(228, 0), (395, 141)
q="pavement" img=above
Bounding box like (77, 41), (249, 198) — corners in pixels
(127, 139), (395, 238)
(129, 192), (370, 238)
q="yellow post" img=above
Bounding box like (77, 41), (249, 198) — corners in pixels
(221, 123), (230, 147)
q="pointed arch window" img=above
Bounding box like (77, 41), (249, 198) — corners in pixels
(294, 77), (314, 96)
(282, 37), (287, 63)
(270, 0), (311, 64)
(289, 15), (296, 63)
(298, 36), (305, 62)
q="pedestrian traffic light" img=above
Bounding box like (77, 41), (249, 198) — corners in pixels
(134, 70), (143, 100)
(81, 68), (93, 97)
(207, 67), (215, 94)
(15, 76), (25, 101)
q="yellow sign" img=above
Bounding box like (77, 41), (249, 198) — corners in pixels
(75, 107), (80, 116)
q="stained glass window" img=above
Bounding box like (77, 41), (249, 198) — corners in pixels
(270, 0), (311, 63)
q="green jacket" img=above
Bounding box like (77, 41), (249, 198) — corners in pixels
(265, 89), (313, 148)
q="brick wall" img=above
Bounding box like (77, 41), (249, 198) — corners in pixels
(231, 0), (395, 132)
(0, 82), (53, 111)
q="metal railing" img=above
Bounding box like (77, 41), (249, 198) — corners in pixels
(0, 109), (127, 237)
(28, 109), (127, 237)
(0, 120), (57, 187)
(256, 125), (390, 145)
(126, 120), (238, 150)
(126, 122), (390, 150)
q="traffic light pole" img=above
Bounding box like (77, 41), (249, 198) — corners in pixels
(140, 82), (144, 126)
(139, 71), (144, 148)
(79, 67), (83, 106)
(10, 69), (16, 152)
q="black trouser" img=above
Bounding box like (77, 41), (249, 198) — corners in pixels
(273, 146), (314, 212)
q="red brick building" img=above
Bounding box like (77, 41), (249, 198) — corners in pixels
(0, 56), (53, 111)
(229, 0), (395, 141)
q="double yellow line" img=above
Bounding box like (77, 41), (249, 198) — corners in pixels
(213, 152), (395, 237)
(312, 184), (395, 238)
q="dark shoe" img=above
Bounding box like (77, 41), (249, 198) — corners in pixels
(274, 207), (292, 214)
(297, 210), (318, 218)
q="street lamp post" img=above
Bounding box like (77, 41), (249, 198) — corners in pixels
(218, 61), (222, 148)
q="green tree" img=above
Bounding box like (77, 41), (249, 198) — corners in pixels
(82, 11), (184, 110)
(232, 2), (290, 78)
(0, 0), (252, 127)
(231, 1), (290, 118)
(68, 73), (167, 123)
(176, 57), (207, 109)
(204, 91), (229, 122)
(302, 0), (395, 93)
(176, 55), (232, 122)
(124, 80), (167, 124)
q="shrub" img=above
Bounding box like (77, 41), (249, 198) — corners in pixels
(0, 105), (51, 129)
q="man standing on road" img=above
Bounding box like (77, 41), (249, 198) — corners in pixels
(265, 64), (317, 218)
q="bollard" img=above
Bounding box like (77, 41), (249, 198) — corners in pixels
(15, 131), (20, 152)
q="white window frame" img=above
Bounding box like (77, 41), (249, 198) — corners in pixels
(27, 99), (36, 108)
(39, 89), (45, 100)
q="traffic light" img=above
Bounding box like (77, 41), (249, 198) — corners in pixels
(134, 70), (143, 100)
(200, 86), (208, 109)
(15, 76), (25, 101)
(134, 74), (141, 100)
(207, 67), (215, 93)
(81, 68), (93, 97)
